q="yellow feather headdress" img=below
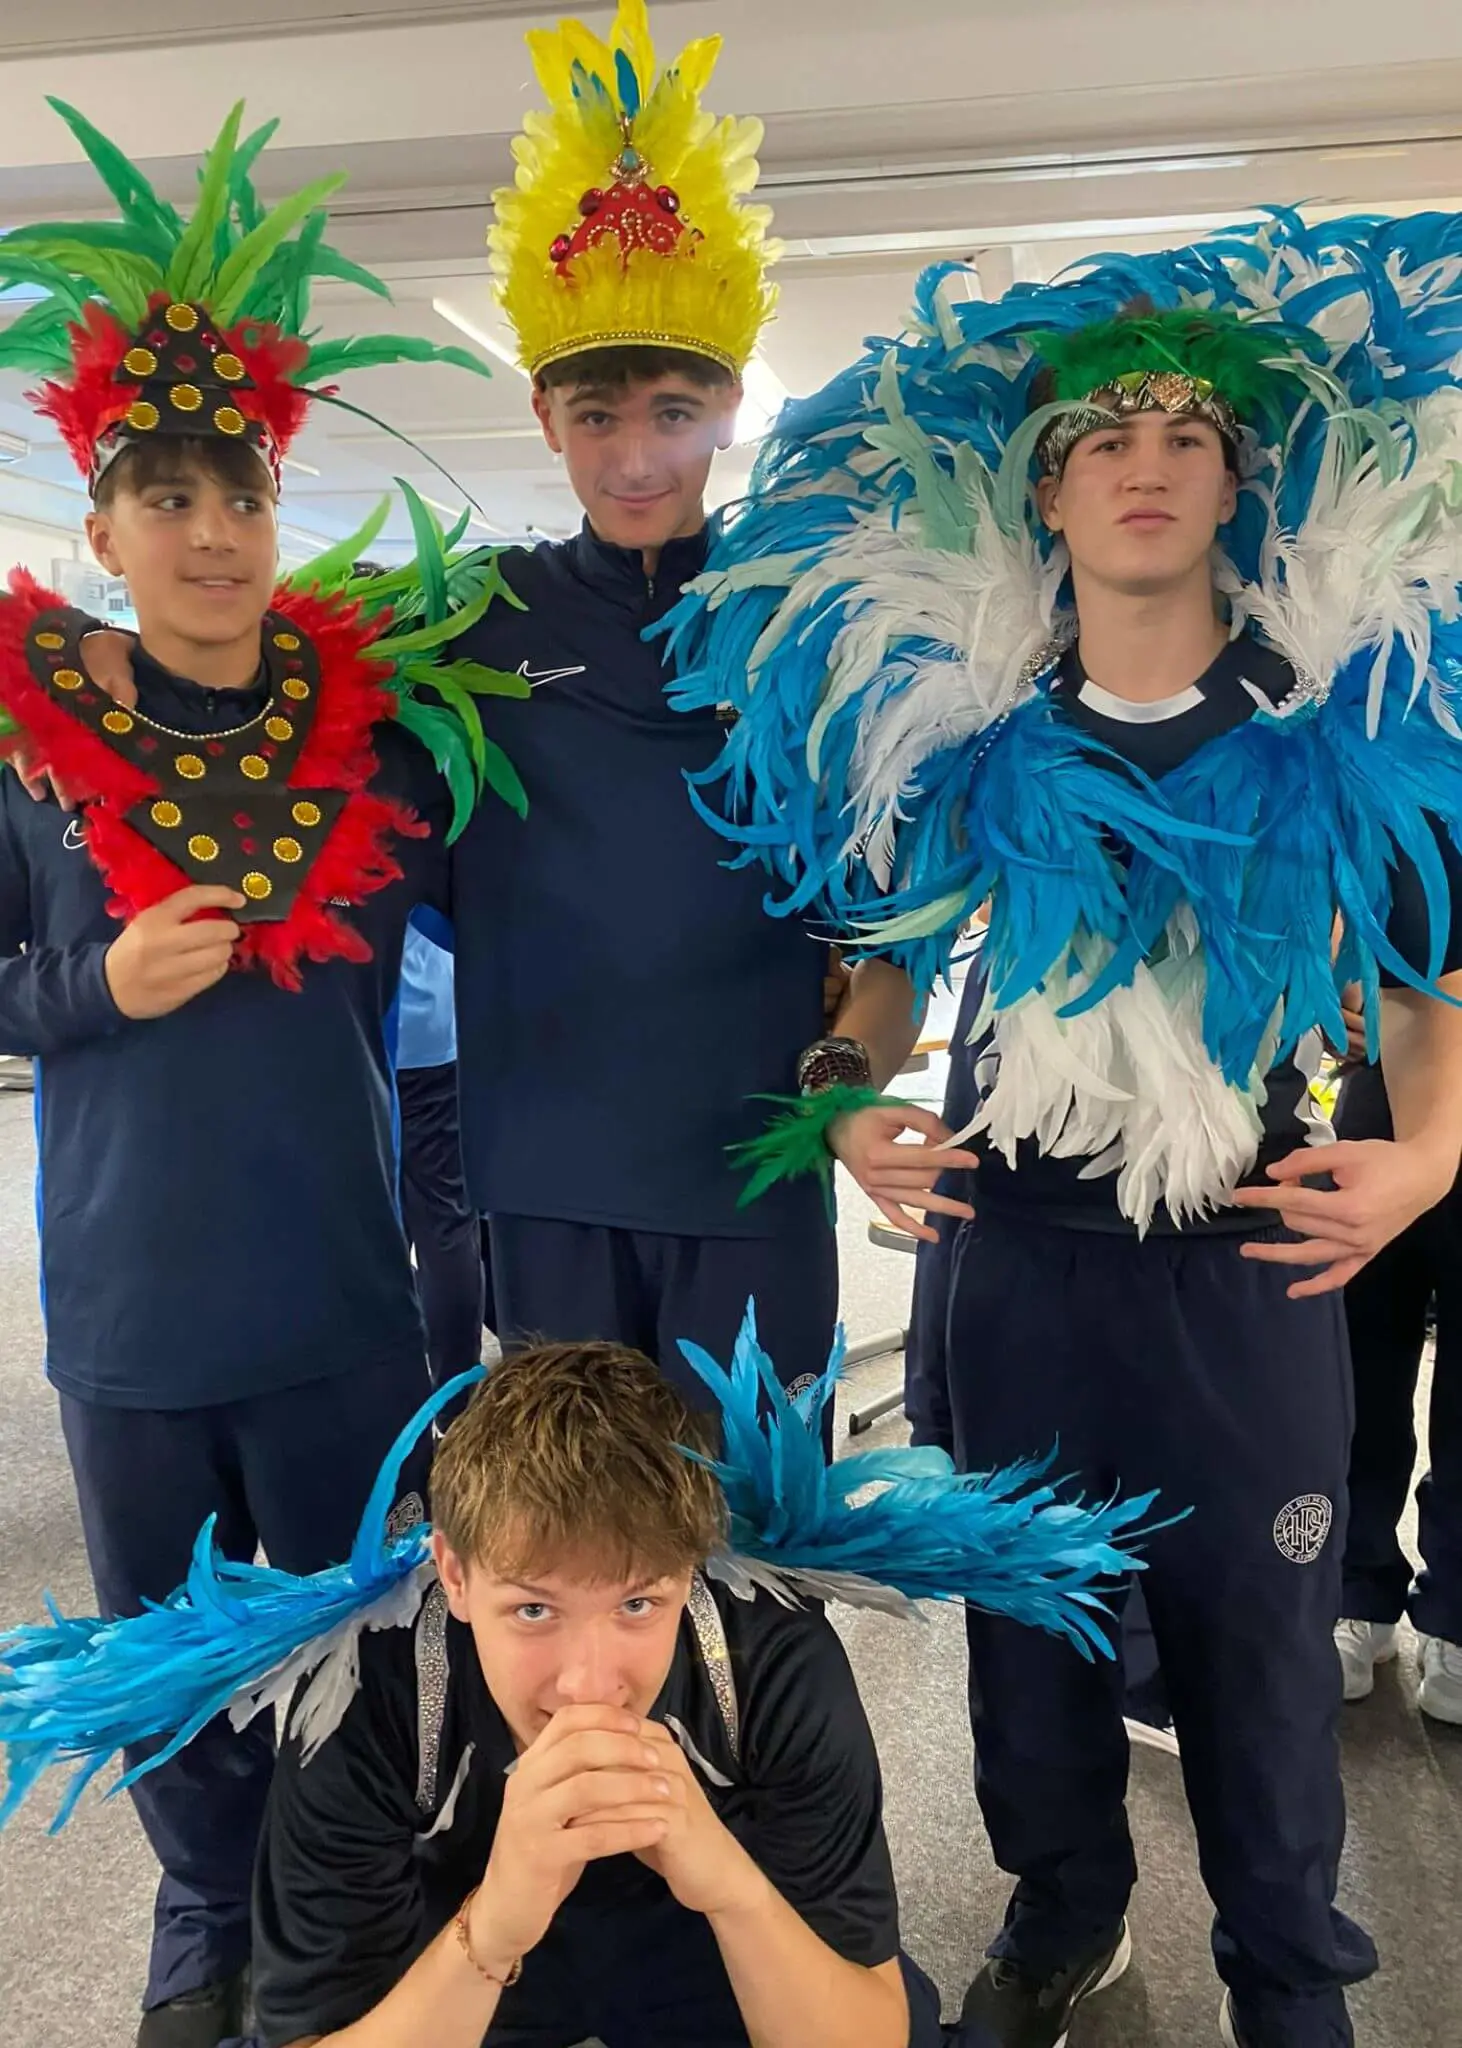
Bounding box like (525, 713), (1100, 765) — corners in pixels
(490, 0), (778, 377)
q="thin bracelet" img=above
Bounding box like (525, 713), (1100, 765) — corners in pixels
(453, 1886), (523, 1989)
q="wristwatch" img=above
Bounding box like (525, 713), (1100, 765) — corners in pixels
(796, 1035), (873, 1095)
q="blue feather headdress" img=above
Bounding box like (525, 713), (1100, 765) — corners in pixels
(1, 1304), (1160, 1831)
(662, 209), (1462, 1226)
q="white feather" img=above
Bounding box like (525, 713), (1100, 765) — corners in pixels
(950, 918), (1278, 1231)
(226, 1560), (435, 1763)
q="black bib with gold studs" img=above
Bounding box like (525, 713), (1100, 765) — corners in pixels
(25, 610), (346, 923)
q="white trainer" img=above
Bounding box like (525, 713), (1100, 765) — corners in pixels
(1333, 1618), (1398, 1702)
(1416, 1634), (1462, 1725)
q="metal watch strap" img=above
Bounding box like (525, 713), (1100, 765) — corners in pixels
(796, 1035), (873, 1096)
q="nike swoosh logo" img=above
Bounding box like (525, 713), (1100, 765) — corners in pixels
(516, 660), (586, 689)
(62, 819), (87, 852)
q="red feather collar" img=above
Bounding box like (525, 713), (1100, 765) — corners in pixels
(0, 570), (425, 992)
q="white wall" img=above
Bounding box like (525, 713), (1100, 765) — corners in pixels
(0, 511), (84, 583)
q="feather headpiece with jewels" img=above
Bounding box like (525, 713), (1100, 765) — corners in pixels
(1031, 306), (1320, 474)
(0, 1301), (1160, 1830)
(490, 0), (778, 376)
(0, 98), (491, 487)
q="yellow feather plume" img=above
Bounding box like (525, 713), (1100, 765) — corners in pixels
(491, 0), (777, 375)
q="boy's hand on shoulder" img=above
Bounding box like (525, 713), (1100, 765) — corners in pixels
(632, 1719), (766, 1921)
(104, 885), (245, 1019)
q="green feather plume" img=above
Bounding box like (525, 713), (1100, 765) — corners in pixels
(0, 99), (492, 399)
(1030, 307), (1321, 436)
(287, 492), (529, 844)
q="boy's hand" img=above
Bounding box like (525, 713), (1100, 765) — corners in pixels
(1233, 1136), (1455, 1296)
(633, 1719), (765, 1920)
(104, 885), (245, 1019)
(827, 1102), (979, 1242)
(472, 1706), (676, 1965)
(79, 628), (139, 710)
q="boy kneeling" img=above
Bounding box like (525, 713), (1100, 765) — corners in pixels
(252, 1343), (946, 2048)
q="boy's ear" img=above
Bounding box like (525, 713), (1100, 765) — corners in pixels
(433, 1528), (473, 1623)
(532, 382), (565, 455)
(85, 508), (124, 578)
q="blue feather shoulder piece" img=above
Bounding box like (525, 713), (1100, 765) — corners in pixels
(0, 1368), (482, 1833)
(3, 1309), (1165, 1829)
(680, 1302), (1163, 1656)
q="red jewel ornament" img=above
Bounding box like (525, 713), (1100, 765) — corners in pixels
(261, 742), (277, 758)
(149, 331), (166, 347)
(549, 233), (574, 264)
(206, 741), (225, 757)
(174, 354), (196, 373)
(656, 185), (680, 215)
(137, 736), (158, 754)
(240, 838), (256, 855)
(233, 812), (253, 829)
(579, 188), (604, 216)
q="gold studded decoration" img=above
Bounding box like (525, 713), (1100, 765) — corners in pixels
(272, 836), (303, 863)
(291, 800), (322, 827)
(175, 754), (206, 780)
(213, 354), (246, 382)
(187, 835), (220, 862)
(126, 400), (160, 432)
(151, 801), (182, 828)
(170, 384), (203, 413)
(165, 303), (199, 332)
(34, 632), (65, 651)
(123, 346), (159, 378)
(101, 710), (135, 735)
(240, 754), (269, 781)
(52, 668), (84, 691)
(213, 407), (247, 437)
(273, 632), (301, 651)
(282, 677), (310, 701)
(242, 872), (273, 901)
(264, 716), (293, 742)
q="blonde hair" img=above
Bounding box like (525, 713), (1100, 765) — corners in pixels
(430, 1342), (725, 1584)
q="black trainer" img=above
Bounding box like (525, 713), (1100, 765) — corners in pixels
(959, 1920), (1132, 2048)
(136, 1970), (249, 2048)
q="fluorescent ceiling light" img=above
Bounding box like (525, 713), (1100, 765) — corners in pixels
(432, 298), (529, 379)
(736, 356), (790, 445)
(0, 427), (30, 464)
(281, 455), (321, 477)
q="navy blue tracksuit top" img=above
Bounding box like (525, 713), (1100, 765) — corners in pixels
(0, 650), (449, 1409)
(447, 522), (831, 1242)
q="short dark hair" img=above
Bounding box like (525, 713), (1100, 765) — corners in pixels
(92, 434), (278, 512)
(535, 343), (736, 397)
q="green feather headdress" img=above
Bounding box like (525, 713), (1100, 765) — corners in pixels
(0, 99), (492, 486)
(1030, 306), (1320, 474)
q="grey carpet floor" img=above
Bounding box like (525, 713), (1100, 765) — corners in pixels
(0, 1083), (1459, 2046)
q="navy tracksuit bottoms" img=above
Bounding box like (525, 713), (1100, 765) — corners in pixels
(485, 1214), (839, 1410)
(58, 1354), (434, 2012)
(938, 1208), (1377, 2048)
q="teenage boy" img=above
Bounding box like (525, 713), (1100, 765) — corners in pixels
(441, 0), (946, 1401)
(664, 237), (1462, 2047)
(0, 106), (485, 2047)
(247, 1342), (952, 2048)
